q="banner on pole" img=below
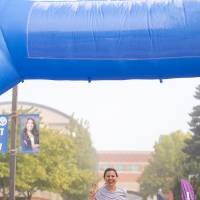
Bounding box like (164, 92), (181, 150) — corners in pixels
(0, 115), (9, 153)
(181, 179), (195, 200)
(19, 114), (40, 154)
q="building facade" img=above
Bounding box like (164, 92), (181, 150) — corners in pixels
(97, 151), (152, 192)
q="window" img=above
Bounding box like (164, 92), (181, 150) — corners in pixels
(128, 164), (140, 172)
(115, 164), (124, 171)
(98, 164), (109, 171)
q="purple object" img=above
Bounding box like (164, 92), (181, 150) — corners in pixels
(181, 179), (195, 200)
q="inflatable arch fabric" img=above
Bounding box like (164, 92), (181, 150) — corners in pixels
(0, 0), (200, 94)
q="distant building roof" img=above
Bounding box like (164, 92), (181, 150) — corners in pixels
(0, 101), (70, 133)
(98, 150), (152, 163)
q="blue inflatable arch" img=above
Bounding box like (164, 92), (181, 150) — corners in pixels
(0, 0), (200, 94)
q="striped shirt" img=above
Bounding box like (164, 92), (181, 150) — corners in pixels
(94, 185), (127, 200)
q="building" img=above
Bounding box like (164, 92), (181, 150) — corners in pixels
(97, 150), (152, 192)
(0, 101), (70, 134)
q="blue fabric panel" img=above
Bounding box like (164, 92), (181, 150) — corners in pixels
(26, 1), (199, 59)
(0, 29), (21, 94)
(0, 0), (200, 94)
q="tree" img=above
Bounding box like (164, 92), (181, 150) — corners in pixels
(62, 115), (98, 199)
(0, 107), (97, 200)
(182, 84), (200, 199)
(184, 84), (200, 160)
(0, 154), (9, 200)
(140, 131), (190, 199)
(16, 125), (97, 200)
(61, 168), (96, 200)
(190, 176), (200, 199)
(65, 114), (97, 170)
(16, 127), (78, 200)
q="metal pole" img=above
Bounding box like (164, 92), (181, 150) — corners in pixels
(9, 86), (18, 200)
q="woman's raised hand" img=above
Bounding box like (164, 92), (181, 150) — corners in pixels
(88, 184), (97, 200)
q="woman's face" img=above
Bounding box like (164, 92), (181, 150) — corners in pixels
(26, 119), (34, 131)
(104, 170), (118, 187)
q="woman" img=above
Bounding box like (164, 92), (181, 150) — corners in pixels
(22, 117), (39, 152)
(88, 168), (127, 200)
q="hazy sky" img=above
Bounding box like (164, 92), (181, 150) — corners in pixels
(0, 78), (200, 151)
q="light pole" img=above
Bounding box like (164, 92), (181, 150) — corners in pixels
(9, 85), (18, 200)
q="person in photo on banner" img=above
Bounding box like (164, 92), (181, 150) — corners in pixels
(20, 116), (39, 153)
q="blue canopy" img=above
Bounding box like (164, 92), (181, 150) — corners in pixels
(1, 0), (200, 94)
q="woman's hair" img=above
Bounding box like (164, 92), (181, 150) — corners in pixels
(24, 118), (38, 134)
(23, 117), (39, 144)
(103, 168), (118, 178)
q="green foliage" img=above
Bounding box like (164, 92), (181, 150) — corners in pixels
(190, 176), (200, 199)
(0, 107), (97, 200)
(16, 125), (97, 200)
(15, 127), (78, 199)
(16, 154), (46, 197)
(172, 178), (181, 200)
(184, 84), (200, 160)
(61, 169), (96, 200)
(0, 154), (9, 198)
(65, 114), (97, 170)
(139, 131), (190, 198)
(183, 84), (200, 198)
(62, 114), (98, 199)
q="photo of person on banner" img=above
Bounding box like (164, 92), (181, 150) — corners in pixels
(19, 114), (39, 153)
